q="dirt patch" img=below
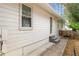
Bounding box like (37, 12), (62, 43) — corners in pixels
(63, 39), (79, 56)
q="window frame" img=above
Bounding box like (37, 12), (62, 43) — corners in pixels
(19, 4), (33, 31)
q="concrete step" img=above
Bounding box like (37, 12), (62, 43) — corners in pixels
(41, 39), (68, 56)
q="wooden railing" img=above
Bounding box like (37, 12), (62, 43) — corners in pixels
(59, 30), (71, 38)
(59, 30), (79, 39)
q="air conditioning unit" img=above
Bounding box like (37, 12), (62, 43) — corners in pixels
(49, 35), (60, 43)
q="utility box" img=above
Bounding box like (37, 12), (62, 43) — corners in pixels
(49, 35), (60, 43)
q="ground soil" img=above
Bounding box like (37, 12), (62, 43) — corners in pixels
(63, 39), (79, 56)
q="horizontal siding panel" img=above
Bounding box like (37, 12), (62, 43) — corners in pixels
(4, 39), (52, 56)
(4, 48), (22, 56)
(28, 42), (53, 56)
(0, 15), (19, 21)
(0, 4), (19, 12)
(0, 10), (19, 16)
(0, 18), (18, 23)
(5, 38), (48, 53)
(22, 39), (49, 55)
(6, 37), (48, 46)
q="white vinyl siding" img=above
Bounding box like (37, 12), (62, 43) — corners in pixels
(0, 3), (58, 55)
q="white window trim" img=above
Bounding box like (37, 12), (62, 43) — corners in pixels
(19, 4), (33, 31)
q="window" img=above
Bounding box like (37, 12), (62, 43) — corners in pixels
(22, 16), (31, 27)
(20, 4), (32, 30)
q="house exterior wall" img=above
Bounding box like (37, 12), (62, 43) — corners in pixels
(52, 18), (59, 36)
(0, 3), (59, 56)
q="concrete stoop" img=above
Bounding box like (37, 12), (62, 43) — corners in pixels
(40, 39), (68, 56)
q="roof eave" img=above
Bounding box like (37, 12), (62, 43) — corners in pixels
(37, 3), (63, 20)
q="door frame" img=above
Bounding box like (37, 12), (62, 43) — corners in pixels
(50, 17), (53, 34)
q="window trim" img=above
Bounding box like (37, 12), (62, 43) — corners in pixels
(19, 4), (33, 31)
